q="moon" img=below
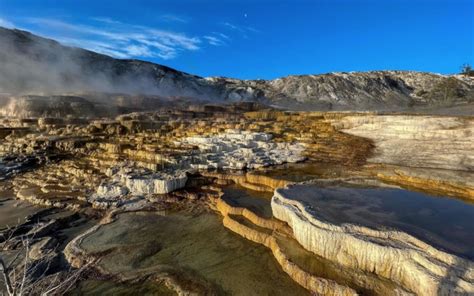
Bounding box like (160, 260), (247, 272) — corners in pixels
(244, 13), (248, 18)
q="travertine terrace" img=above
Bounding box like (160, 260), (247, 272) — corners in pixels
(272, 180), (474, 295)
(1, 105), (473, 295)
(334, 115), (474, 171)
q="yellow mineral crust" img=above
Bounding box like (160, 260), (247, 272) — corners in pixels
(216, 196), (288, 233)
(366, 164), (474, 201)
(212, 186), (358, 295)
(222, 215), (357, 296)
(203, 172), (291, 192)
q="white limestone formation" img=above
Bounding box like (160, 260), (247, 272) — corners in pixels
(92, 165), (188, 204)
(113, 168), (188, 195)
(333, 115), (474, 171)
(271, 182), (474, 295)
(89, 183), (129, 208)
(95, 183), (129, 199)
(178, 130), (306, 170)
(121, 173), (188, 195)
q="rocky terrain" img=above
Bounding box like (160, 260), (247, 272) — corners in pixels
(0, 106), (472, 295)
(1, 26), (473, 117)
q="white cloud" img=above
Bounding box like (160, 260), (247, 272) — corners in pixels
(124, 44), (154, 57)
(221, 22), (260, 39)
(160, 14), (189, 23)
(91, 17), (122, 25)
(222, 22), (240, 31)
(146, 28), (201, 51)
(54, 37), (131, 58)
(0, 17), (14, 29)
(204, 35), (225, 46)
(213, 32), (230, 40)
(8, 16), (258, 60)
(246, 26), (260, 33)
(23, 17), (202, 60)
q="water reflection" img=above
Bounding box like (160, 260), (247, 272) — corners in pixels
(283, 184), (474, 260)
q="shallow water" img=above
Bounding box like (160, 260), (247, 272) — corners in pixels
(255, 162), (348, 182)
(282, 184), (474, 260)
(70, 280), (175, 296)
(221, 184), (273, 218)
(78, 211), (310, 295)
(0, 196), (42, 229)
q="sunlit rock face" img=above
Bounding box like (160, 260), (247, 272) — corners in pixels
(178, 130), (306, 170)
(272, 180), (474, 295)
(334, 115), (474, 171)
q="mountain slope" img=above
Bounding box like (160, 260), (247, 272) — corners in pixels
(0, 27), (228, 100)
(0, 26), (473, 113)
(208, 71), (473, 110)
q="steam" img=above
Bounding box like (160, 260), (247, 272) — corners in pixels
(0, 27), (222, 99)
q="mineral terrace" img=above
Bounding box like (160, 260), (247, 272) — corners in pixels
(0, 103), (472, 295)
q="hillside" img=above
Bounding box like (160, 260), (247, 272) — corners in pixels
(0, 26), (473, 116)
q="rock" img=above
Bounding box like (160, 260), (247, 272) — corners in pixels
(221, 214), (358, 296)
(29, 236), (58, 261)
(203, 171), (290, 192)
(27, 219), (60, 238)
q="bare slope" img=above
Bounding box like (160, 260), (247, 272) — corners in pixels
(0, 26), (473, 113)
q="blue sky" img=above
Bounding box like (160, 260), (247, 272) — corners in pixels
(0, 0), (472, 79)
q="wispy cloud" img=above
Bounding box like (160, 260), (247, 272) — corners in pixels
(91, 17), (122, 25)
(160, 14), (190, 23)
(1, 15), (258, 60)
(214, 32), (230, 40)
(222, 22), (240, 31)
(54, 37), (131, 58)
(246, 26), (260, 33)
(221, 22), (260, 38)
(202, 31), (231, 46)
(0, 17), (14, 29)
(24, 17), (202, 60)
(204, 35), (225, 46)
